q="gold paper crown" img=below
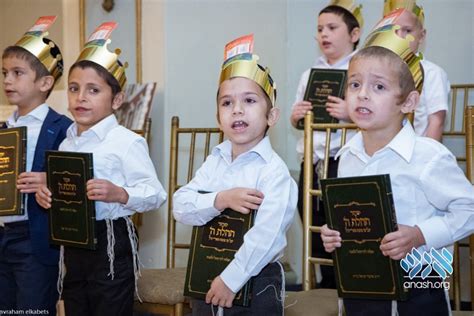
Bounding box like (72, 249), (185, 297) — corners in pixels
(76, 23), (127, 90)
(363, 24), (423, 93)
(219, 53), (277, 106)
(328, 0), (364, 28)
(383, 0), (424, 25)
(14, 17), (63, 82)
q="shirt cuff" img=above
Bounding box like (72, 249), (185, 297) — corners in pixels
(417, 216), (453, 250)
(124, 187), (141, 209)
(220, 260), (250, 293)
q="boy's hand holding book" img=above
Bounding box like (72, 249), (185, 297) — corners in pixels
(380, 224), (426, 260)
(290, 101), (313, 128)
(206, 276), (236, 308)
(35, 185), (52, 209)
(86, 179), (128, 204)
(214, 188), (264, 214)
(322, 223), (426, 261)
(321, 224), (342, 252)
(17, 172), (46, 193)
(326, 96), (351, 121)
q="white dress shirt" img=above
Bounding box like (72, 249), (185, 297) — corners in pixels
(173, 136), (298, 293)
(414, 59), (450, 137)
(336, 122), (474, 253)
(294, 51), (357, 163)
(3, 103), (49, 223)
(60, 114), (166, 220)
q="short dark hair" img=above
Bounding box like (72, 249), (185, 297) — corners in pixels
(351, 46), (416, 102)
(319, 5), (360, 49)
(69, 60), (122, 97)
(2, 46), (55, 97)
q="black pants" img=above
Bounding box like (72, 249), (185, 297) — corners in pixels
(297, 159), (338, 289)
(0, 222), (58, 314)
(344, 283), (450, 315)
(62, 218), (135, 316)
(192, 262), (283, 315)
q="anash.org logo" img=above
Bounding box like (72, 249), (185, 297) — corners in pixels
(400, 247), (453, 290)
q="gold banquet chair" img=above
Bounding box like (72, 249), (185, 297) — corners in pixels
(286, 112), (357, 316)
(450, 105), (474, 315)
(443, 84), (474, 312)
(134, 116), (223, 316)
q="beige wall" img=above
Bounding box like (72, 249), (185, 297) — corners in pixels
(0, 0), (80, 115)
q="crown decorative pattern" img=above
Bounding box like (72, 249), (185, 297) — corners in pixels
(14, 16), (63, 82)
(383, 0), (424, 25)
(328, 0), (364, 28)
(219, 53), (277, 107)
(363, 24), (423, 93)
(76, 22), (127, 90)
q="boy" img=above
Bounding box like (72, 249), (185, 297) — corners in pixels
(290, 0), (363, 289)
(0, 16), (72, 314)
(35, 22), (167, 316)
(321, 24), (474, 315)
(383, 0), (450, 141)
(173, 41), (297, 315)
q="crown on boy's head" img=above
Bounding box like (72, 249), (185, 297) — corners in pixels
(383, 0), (424, 25)
(76, 22), (128, 90)
(328, 0), (364, 28)
(14, 16), (63, 81)
(363, 24), (423, 93)
(219, 34), (276, 107)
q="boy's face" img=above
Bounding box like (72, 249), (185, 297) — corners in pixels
(317, 13), (359, 64)
(2, 56), (50, 110)
(67, 67), (123, 135)
(395, 10), (425, 53)
(217, 77), (279, 158)
(346, 56), (417, 139)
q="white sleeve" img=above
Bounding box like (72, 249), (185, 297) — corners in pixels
(219, 169), (298, 293)
(421, 62), (450, 115)
(417, 150), (474, 249)
(172, 156), (221, 226)
(294, 69), (311, 104)
(122, 138), (167, 212)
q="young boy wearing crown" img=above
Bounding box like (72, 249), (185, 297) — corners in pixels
(35, 22), (167, 316)
(173, 36), (297, 315)
(290, 0), (363, 289)
(321, 24), (474, 315)
(0, 16), (72, 314)
(383, 0), (450, 141)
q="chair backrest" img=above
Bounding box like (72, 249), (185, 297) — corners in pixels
(302, 112), (357, 291)
(451, 106), (474, 311)
(443, 84), (474, 170)
(444, 84), (474, 311)
(166, 116), (224, 268)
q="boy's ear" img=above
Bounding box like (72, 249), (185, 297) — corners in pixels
(350, 27), (361, 44)
(419, 28), (427, 45)
(38, 75), (55, 93)
(112, 91), (125, 111)
(400, 90), (420, 114)
(267, 107), (280, 127)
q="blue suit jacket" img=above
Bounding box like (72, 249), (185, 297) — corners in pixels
(2, 108), (72, 265)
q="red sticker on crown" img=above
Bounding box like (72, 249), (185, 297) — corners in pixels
(26, 16), (57, 36)
(224, 34), (254, 61)
(86, 22), (118, 44)
(375, 8), (405, 29)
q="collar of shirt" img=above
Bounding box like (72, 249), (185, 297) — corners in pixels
(313, 50), (358, 69)
(213, 136), (273, 165)
(67, 114), (118, 141)
(6, 103), (49, 127)
(336, 121), (416, 163)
